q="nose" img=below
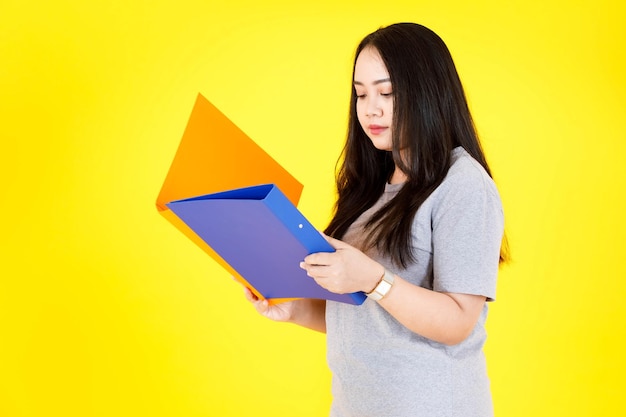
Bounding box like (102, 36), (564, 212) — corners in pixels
(365, 96), (382, 117)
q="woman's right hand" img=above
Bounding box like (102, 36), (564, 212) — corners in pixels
(243, 286), (297, 323)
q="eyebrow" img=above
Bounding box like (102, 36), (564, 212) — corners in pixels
(353, 78), (391, 86)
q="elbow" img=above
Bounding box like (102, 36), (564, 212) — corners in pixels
(440, 335), (468, 346)
(436, 296), (485, 346)
(437, 325), (475, 346)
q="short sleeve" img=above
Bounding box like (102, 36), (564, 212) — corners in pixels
(431, 157), (504, 301)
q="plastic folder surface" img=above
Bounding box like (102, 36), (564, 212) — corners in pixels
(156, 93), (303, 211)
(167, 184), (366, 305)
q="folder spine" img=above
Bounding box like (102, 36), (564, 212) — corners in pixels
(265, 185), (333, 255)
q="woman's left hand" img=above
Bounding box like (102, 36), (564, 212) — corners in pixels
(300, 234), (384, 294)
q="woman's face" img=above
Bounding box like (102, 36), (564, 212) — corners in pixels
(354, 46), (394, 151)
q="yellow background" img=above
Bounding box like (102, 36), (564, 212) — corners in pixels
(1, 0), (624, 416)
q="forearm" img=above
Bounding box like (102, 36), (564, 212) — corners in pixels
(289, 298), (327, 333)
(377, 275), (485, 345)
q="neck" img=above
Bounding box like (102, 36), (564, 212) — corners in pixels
(389, 166), (407, 184)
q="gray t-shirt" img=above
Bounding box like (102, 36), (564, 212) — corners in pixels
(326, 147), (504, 417)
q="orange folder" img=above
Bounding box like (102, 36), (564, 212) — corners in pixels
(156, 93), (304, 303)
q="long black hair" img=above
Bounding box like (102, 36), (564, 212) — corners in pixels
(325, 22), (508, 267)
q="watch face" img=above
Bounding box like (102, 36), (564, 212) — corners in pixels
(378, 280), (392, 295)
(367, 270), (394, 301)
(368, 269), (394, 301)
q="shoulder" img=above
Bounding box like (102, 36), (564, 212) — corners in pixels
(445, 147), (498, 195)
(429, 147), (503, 223)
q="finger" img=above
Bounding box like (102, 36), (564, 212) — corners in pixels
(256, 299), (270, 314)
(300, 262), (332, 279)
(321, 233), (350, 249)
(309, 275), (343, 294)
(303, 251), (334, 266)
(247, 294), (268, 313)
(243, 286), (260, 302)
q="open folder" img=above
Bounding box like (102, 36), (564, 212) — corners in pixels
(167, 184), (366, 304)
(157, 94), (366, 305)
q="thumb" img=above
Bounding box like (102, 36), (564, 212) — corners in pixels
(321, 233), (350, 249)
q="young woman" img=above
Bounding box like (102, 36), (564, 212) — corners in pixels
(244, 22), (507, 417)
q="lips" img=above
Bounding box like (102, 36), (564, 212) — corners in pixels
(368, 125), (387, 135)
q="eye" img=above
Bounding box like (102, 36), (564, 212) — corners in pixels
(381, 92), (393, 97)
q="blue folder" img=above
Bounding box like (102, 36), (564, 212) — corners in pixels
(166, 184), (367, 305)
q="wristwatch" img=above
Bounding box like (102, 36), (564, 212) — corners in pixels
(366, 268), (395, 301)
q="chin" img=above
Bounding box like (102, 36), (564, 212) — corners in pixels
(369, 138), (393, 151)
